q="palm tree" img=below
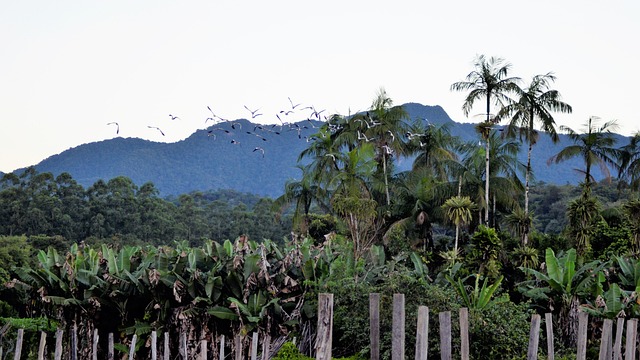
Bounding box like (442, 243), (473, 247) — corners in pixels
(354, 89), (409, 206)
(618, 132), (640, 191)
(548, 116), (620, 191)
(442, 195), (476, 254)
(272, 165), (329, 235)
(498, 73), (572, 245)
(408, 122), (459, 181)
(451, 55), (520, 224)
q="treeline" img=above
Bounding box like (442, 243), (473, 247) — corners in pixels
(0, 167), (291, 249)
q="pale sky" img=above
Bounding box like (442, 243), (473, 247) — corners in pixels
(1, 1), (638, 173)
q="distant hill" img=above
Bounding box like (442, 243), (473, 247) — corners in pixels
(17, 103), (630, 197)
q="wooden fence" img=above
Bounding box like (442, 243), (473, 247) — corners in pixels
(4, 293), (640, 359)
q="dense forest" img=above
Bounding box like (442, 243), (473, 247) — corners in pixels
(3, 56), (640, 359)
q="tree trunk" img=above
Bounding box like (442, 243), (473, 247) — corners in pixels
(561, 296), (581, 348)
(485, 138), (490, 225)
(523, 141), (532, 246)
(383, 151), (390, 206)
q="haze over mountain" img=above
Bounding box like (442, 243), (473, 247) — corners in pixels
(12, 103), (627, 198)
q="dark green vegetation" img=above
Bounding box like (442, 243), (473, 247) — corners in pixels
(3, 56), (640, 359)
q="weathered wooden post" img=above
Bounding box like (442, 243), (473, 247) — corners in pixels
(460, 308), (469, 360)
(200, 339), (208, 360)
(164, 332), (170, 360)
(370, 293), (380, 360)
(545, 313), (554, 360)
(108, 333), (114, 360)
(179, 332), (188, 359)
(234, 335), (243, 360)
(439, 311), (452, 360)
(13, 328), (24, 360)
(129, 334), (138, 360)
(92, 328), (99, 360)
(251, 332), (258, 360)
(614, 318), (625, 360)
(415, 306), (429, 360)
(315, 293), (334, 360)
(151, 331), (157, 360)
(261, 334), (270, 360)
(599, 319), (613, 360)
(577, 311), (588, 360)
(38, 331), (47, 360)
(392, 293), (405, 360)
(54, 329), (64, 360)
(625, 318), (638, 360)
(219, 335), (225, 360)
(71, 324), (78, 360)
(527, 314), (541, 360)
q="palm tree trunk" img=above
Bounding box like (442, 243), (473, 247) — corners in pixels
(454, 224), (460, 254)
(382, 151), (390, 206)
(523, 141), (532, 246)
(485, 138), (490, 225)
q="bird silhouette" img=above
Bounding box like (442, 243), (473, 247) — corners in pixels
(288, 97), (301, 109)
(231, 139), (241, 145)
(244, 105), (263, 119)
(169, 114), (180, 121)
(253, 147), (265, 158)
(107, 122), (119, 134)
(148, 126), (165, 136)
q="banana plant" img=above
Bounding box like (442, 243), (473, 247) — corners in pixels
(518, 248), (607, 348)
(446, 273), (505, 311)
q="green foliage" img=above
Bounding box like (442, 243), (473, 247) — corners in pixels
(468, 300), (533, 359)
(446, 273), (506, 311)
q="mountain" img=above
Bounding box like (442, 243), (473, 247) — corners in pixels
(19, 103), (630, 197)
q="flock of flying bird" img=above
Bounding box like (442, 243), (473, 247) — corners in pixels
(106, 97), (328, 159)
(106, 97), (434, 160)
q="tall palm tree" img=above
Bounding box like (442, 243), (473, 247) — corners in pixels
(451, 55), (520, 224)
(354, 89), (409, 206)
(617, 132), (640, 191)
(498, 73), (572, 245)
(408, 122), (459, 181)
(442, 195), (475, 254)
(548, 116), (620, 191)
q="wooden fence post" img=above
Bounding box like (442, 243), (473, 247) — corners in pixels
(460, 308), (469, 360)
(13, 328), (23, 360)
(527, 314), (541, 360)
(577, 311), (588, 360)
(219, 335), (225, 360)
(415, 306), (429, 360)
(625, 318), (638, 360)
(545, 313), (554, 360)
(614, 318), (625, 360)
(235, 335), (243, 360)
(599, 319), (613, 360)
(151, 331), (157, 360)
(54, 329), (64, 360)
(179, 332), (187, 360)
(129, 334), (137, 360)
(392, 293), (405, 360)
(38, 331), (47, 360)
(108, 333), (114, 360)
(164, 332), (170, 360)
(439, 311), (452, 360)
(92, 328), (99, 360)
(71, 324), (78, 360)
(370, 293), (380, 360)
(261, 334), (270, 360)
(200, 339), (208, 360)
(315, 293), (334, 360)
(251, 332), (258, 360)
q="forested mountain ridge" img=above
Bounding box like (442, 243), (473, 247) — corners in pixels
(17, 103), (629, 197)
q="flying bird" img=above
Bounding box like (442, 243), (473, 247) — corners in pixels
(253, 147), (265, 158)
(244, 105), (263, 119)
(148, 126), (165, 136)
(231, 139), (241, 145)
(107, 122), (119, 134)
(288, 97), (301, 109)
(169, 114), (180, 121)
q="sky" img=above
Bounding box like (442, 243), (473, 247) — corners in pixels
(1, 1), (639, 173)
